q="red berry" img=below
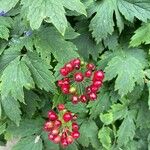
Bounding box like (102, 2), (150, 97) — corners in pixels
(63, 77), (70, 82)
(48, 111), (58, 121)
(93, 80), (102, 88)
(86, 86), (91, 94)
(62, 132), (67, 139)
(89, 92), (97, 100)
(65, 63), (74, 72)
(90, 85), (98, 93)
(62, 80), (69, 86)
(71, 131), (80, 139)
(44, 121), (54, 131)
(63, 112), (73, 122)
(54, 120), (62, 128)
(72, 58), (81, 66)
(53, 135), (61, 144)
(74, 72), (84, 82)
(72, 122), (79, 131)
(72, 114), (78, 120)
(60, 67), (68, 76)
(93, 70), (104, 81)
(80, 95), (87, 103)
(48, 133), (54, 141)
(51, 128), (59, 135)
(85, 70), (92, 78)
(57, 104), (65, 111)
(57, 80), (63, 87)
(66, 136), (74, 144)
(71, 95), (79, 104)
(86, 63), (95, 70)
(61, 84), (70, 94)
(61, 138), (68, 147)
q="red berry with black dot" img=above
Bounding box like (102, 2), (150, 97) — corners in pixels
(53, 135), (61, 144)
(51, 128), (59, 135)
(60, 67), (68, 76)
(54, 120), (62, 128)
(72, 58), (81, 67)
(44, 121), (54, 131)
(48, 133), (54, 141)
(90, 85), (98, 93)
(63, 112), (73, 122)
(86, 86), (91, 94)
(93, 70), (104, 81)
(63, 77), (70, 82)
(65, 63), (74, 72)
(48, 111), (58, 121)
(71, 131), (80, 139)
(61, 138), (68, 147)
(93, 80), (102, 88)
(61, 84), (70, 94)
(57, 80), (63, 87)
(72, 122), (79, 131)
(86, 63), (95, 70)
(72, 114), (77, 120)
(57, 104), (65, 111)
(80, 95), (87, 103)
(85, 70), (92, 78)
(66, 136), (74, 144)
(71, 95), (79, 104)
(74, 72), (84, 82)
(89, 92), (97, 100)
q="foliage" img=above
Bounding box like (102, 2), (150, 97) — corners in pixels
(0, 0), (150, 149)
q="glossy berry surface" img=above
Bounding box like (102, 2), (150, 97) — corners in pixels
(60, 67), (68, 76)
(63, 112), (73, 122)
(74, 72), (84, 82)
(71, 131), (80, 139)
(57, 104), (65, 111)
(48, 111), (58, 121)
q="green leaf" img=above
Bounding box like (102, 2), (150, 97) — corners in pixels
(21, 0), (86, 34)
(118, 0), (150, 22)
(87, 88), (111, 119)
(147, 81), (150, 110)
(130, 22), (150, 47)
(0, 45), (21, 77)
(78, 119), (100, 149)
(23, 90), (40, 117)
(41, 132), (59, 150)
(0, 123), (6, 135)
(6, 118), (43, 138)
(117, 111), (136, 146)
(109, 103), (128, 121)
(0, 17), (12, 40)
(66, 102), (88, 114)
(34, 27), (79, 63)
(0, 0), (19, 12)
(0, 25), (9, 40)
(100, 112), (113, 125)
(98, 126), (111, 150)
(61, 0), (86, 16)
(1, 57), (35, 102)
(24, 52), (57, 93)
(73, 20), (103, 61)
(12, 136), (43, 150)
(89, 0), (123, 43)
(104, 48), (145, 96)
(136, 101), (150, 129)
(1, 95), (21, 125)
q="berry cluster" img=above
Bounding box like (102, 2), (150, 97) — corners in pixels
(44, 104), (80, 148)
(58, 58), (104, 104)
